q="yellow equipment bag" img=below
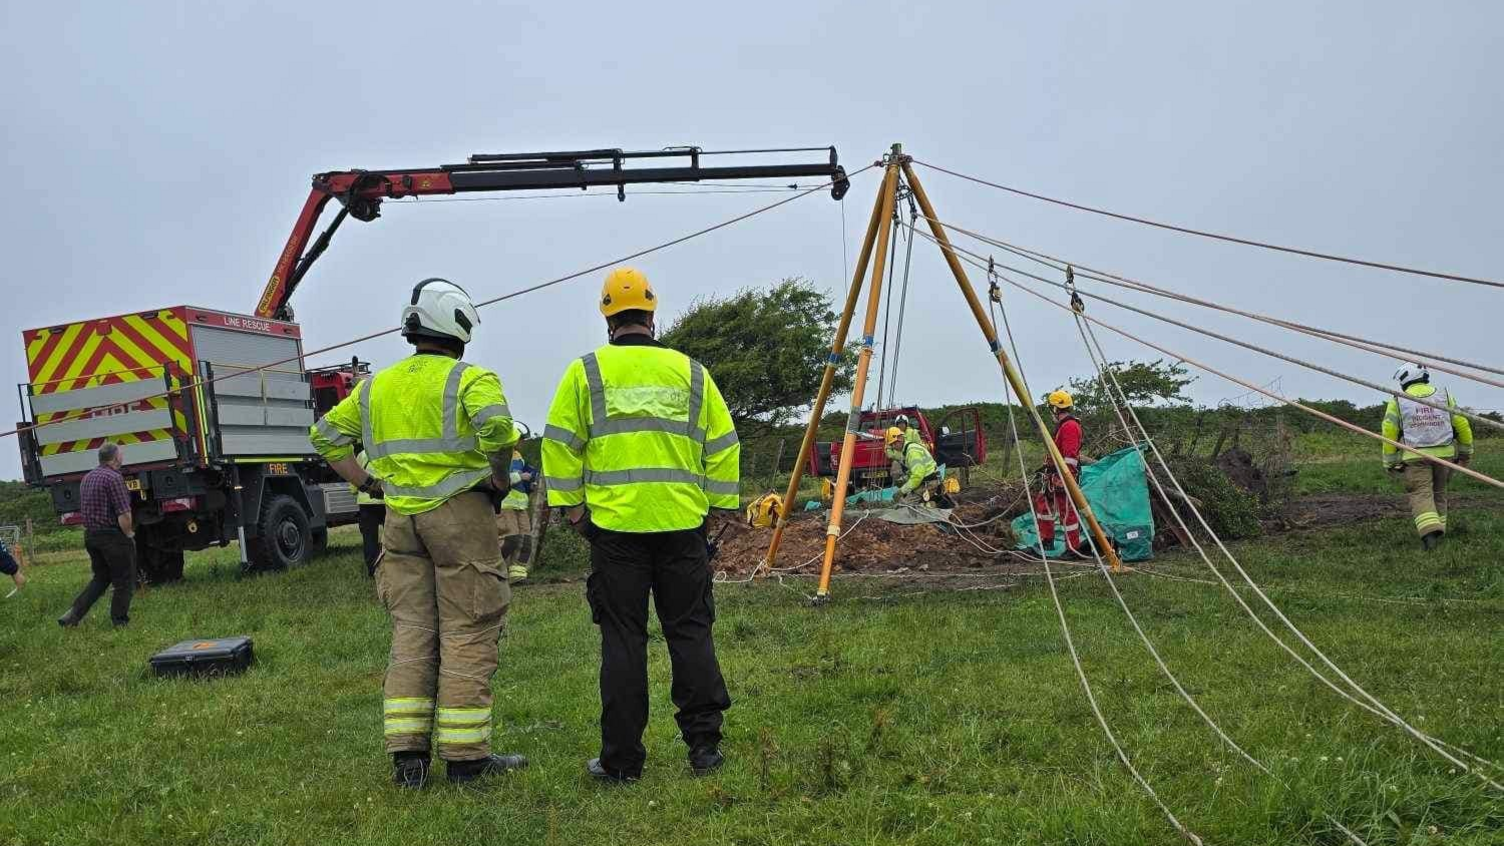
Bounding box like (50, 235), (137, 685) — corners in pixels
(942, 477), (961, 495)
(746, 493), (783, 528)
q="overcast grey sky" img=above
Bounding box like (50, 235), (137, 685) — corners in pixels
(2, 1), (1500, 480)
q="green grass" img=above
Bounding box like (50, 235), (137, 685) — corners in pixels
(2, 500), (1502, 844)
(1291, 431), (1504, 496)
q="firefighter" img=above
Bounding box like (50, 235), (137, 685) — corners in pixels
(894, 413), (921, 445)
(1383, 364), (1473, 551)
(310, 278), (526, 789)
(497, 449), (535, 583)
(1033, 390), (1086, 556)
(886, 427), (938, 503)
(542, 266), (738, 784)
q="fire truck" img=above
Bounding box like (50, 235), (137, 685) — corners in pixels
(16, 146), (849, 582)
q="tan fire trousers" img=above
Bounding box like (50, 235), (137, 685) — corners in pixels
(376, 491), (511, 761)
(1403, 462), (1452, 538)
(496, 508), (534, 570)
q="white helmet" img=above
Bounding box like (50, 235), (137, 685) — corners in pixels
(895, 414), (910, 427)
(402, 278), (480, 343)
(1394, 363), (1429, 388)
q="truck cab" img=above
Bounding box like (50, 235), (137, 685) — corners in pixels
(806, 405), (987, 487)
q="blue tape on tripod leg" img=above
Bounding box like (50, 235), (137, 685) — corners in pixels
(827, 353), (841, 365)
(862, 334), (875, 347)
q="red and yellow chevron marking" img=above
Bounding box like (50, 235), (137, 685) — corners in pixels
(25, 310), (192, 458)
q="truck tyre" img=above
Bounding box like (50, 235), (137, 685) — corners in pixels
(136, 537), (186, 585)
(247, 495), (311, 571)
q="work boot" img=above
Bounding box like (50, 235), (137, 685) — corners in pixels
(1421, 531), (1443, 552)
(57, 611), (80, 628)
(688, 746), (725, 776)
(586, 758), (641, 784)
(508, 564), (529, 583)
(392, 752), (431, 790)
(446, 753), (528, 785)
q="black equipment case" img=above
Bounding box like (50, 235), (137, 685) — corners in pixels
(149, 636), (255, 678)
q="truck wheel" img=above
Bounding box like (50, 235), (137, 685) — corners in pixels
(247, 495), (311, 571)
(136, 538), (186, 585)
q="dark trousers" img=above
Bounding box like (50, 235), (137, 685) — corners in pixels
(69, 528), (136, 625)
(358, 504), (386, 576)
(585, 522), (731, 775)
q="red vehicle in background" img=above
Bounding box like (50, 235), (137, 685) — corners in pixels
(806, 405), (987, 488)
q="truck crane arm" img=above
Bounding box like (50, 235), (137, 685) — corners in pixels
(256, 146), (851, 320)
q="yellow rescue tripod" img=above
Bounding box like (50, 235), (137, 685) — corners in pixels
(760, 145), (1124, 601)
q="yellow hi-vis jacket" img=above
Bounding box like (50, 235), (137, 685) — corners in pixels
(897, 440), (937, 494)
(1381, 382), (1472, 468)
(542, 338), (740, 532)
(501, 449), (530, 511)
(310, 353), (517, 515)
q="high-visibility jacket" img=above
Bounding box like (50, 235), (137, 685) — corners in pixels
(310, 353), (517, 516)
(501, 451), (530, 511)
(898, 440), (937, 494)
(542, 336), (739, 532)
(1382, 383), (1472, 467)
(353, 450), (380, 506)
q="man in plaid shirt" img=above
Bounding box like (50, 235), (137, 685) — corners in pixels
(58, 442), (137, 628)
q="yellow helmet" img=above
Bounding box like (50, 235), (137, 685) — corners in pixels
(1047, 390), (1074, 410)
(599, 267), (657, 317)
(885, 426), (904, 445)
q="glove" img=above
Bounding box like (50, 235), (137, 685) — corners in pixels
(358, 476), (385, 500)
(1385, 463), (1404, 474)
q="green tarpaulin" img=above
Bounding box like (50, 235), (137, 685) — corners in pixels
(1012, 445), (1155, 561)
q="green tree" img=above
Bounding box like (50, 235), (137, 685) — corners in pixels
(1057, 358), (1195, 414)
(660, 278), (854, 435)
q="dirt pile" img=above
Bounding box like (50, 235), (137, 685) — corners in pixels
(713, 484), (1029, 577)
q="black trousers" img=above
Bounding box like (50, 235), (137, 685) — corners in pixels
(357, 504), (386, 576)
(69, 528), (136, 625)
(585, 522), (731, 775)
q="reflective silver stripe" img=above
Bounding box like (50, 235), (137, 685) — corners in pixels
(704, 429), (739, 455)
(580, 353), (608, 426)
(382, 467), (490, 500)
(544, 475), (583, 492)
(368, 436), (478, 460)
(590, 416), (690, 438)
(359, 378), (374, 455)
(1063, 457), (1080, 466)
(471, 403), (511, 429)
(586, 468), (704, 486)
(543, 424), (586, 451)
(687, 360), (706, 443)
(442, 362), (472, 440)
(314, 416), (353, 446)
(703, 479), (740, 496)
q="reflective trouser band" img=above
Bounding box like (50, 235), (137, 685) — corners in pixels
(1415, 512), (1443, 533)
(384, 698), (435, 736)
(436, 707), (492, 746)
(383, 467), (491, 500)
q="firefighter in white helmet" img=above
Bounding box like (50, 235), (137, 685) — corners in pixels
(311, 278), (526, 788)
(1383, 364), (1473, 551)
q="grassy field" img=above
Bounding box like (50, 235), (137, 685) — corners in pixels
(1, 439), (1501, 845)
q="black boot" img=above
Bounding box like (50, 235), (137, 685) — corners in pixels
(586, 758), (640, 784)
(447, 753), (528, 785)
(57, 611), (80, 628)
(1421, 531), (1443, 551)
(392, 752), (431, 789)
(688, 746), (725, 776)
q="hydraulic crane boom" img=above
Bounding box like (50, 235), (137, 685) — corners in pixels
(256, 145), (851, 320)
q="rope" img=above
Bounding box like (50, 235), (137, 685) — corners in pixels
(907, 226), (1504, 491)
(908, 224), (1504, 783)
(875, 213), (902, 412)
(911, 159), (1504, 290)
(7, 164), (876, 443)
(906, 221), (1504, 434)
(995, 332), (1203, 843)
(887, 194), (921, 403)
(924, 216), (1504, 390)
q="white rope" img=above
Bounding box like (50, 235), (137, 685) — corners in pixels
(995, 309), (1204, 844)
(1076, 313), (1504, 790)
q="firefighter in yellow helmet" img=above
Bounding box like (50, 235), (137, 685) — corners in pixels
(886, 426), (938, 502)
(310, 278), (526, 789)
(1033, 389), (1086, 556)
(542, 266), (738, 783)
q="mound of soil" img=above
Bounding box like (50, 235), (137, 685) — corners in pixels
(714, 484), (1029, 577)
